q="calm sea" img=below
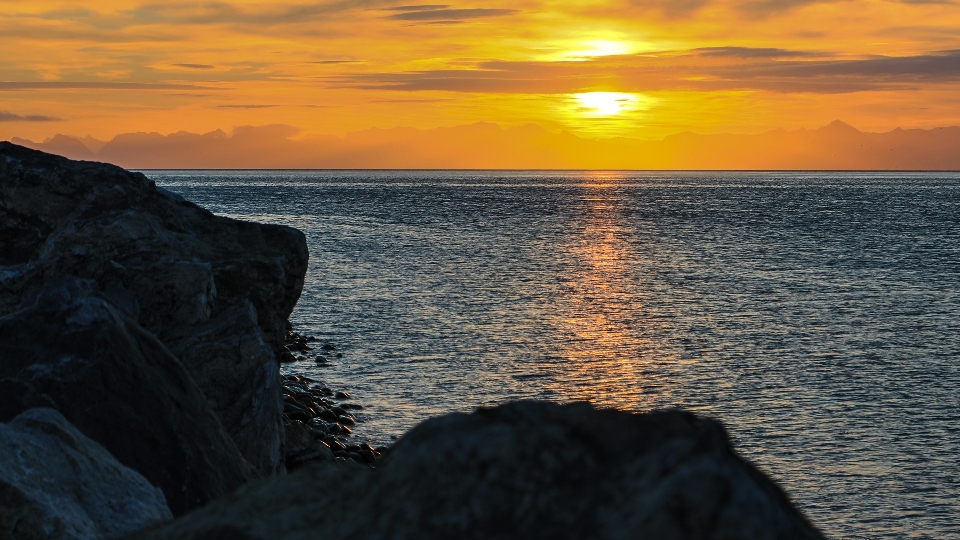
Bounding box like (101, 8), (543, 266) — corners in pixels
(149, 170), (959, 539)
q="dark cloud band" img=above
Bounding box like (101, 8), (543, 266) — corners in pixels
(0, 82), (218, 91)
(0, 111), (61, 122)
(329, 48), (960, 94)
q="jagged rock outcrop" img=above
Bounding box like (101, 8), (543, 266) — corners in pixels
(129, 402), (825, 540)
(0, 277), (254, 516)
(0, 408), (172, 539)
(0, 142), (308, 475)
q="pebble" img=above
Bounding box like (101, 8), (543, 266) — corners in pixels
(359, 449), (376, 464)
(282, 330), (386, 470)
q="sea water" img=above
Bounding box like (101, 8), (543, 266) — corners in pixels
(149, 170), (960, 539)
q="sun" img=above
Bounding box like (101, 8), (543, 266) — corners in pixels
(565, 40), (632, 60)
(573, 92), (639, 116)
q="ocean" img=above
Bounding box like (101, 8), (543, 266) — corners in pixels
(149, 170), (960, 539)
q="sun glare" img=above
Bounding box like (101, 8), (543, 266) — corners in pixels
(566, 40), (632, 60)
(573, 92), (639, 116)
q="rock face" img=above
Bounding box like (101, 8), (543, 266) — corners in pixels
(0, 277), (254, 516)
(0, 142), (308, 475)
(0, 408), (172, 540)
(130, 402), (825, 540)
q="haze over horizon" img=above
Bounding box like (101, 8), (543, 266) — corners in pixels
(3, 0), (960, 167)
(12, 119), (960, 169)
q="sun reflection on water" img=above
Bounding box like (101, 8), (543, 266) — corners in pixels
(546, 174), (675, 409)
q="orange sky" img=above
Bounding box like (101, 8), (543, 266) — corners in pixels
(3, 0), (960, 144)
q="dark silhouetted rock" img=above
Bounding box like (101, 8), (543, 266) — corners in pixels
(0, 142), (308, 475)
(0, 277), (254, 516)
(129, 401), (825, 540)
(168, 301), (283, 475)
(0, 408), (172, 539)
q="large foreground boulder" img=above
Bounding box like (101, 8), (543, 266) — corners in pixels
(130, 402), (825, 540)
(0, 278), (254, 516)
(0, 142), (308, 475)
(0, 408), (172, 539)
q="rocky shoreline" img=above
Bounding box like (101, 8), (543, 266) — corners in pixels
(280, 330), (388, 469)
(0, 142), (826, 539)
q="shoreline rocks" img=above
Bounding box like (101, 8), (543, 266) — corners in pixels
(128, 401), (826, 540)
(281, 373), (385, 470)
(0, 408), (172, 540)
(0, 277), (254, 516)
(0, 141), (308, 476)
(2, 145), (827, 539)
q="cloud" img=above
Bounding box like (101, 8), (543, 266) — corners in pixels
(126, 1), (397, 26)
(0, 21), (182, 42)
(328, 48), (960, 94)
(215, 104), (278, 108)
(694, 47), (820, 58)
(626, 0), (710, 18)
(368, 98), (453, 102)
(172, 63), (214, 69)
(383, 4), (450, 10)
(735, 0), (834, 18)
(0, 111), (61, 122)
(384, 6), (517, 22)
(0, 82), (218, 90)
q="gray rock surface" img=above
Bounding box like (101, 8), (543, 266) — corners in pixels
(130, 401), (825, 540)
(0, 408), (171, 540)
(0, 277), (254, 516)
(0, 142), (308, 475)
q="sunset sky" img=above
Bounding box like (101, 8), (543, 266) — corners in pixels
(3, 0), (960, 144)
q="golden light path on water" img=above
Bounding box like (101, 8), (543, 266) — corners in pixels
(546, 172), (676, 410)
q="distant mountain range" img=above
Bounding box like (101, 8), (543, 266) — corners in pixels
(10, 120), (960, 169)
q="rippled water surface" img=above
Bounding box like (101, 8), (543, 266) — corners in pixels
(149, 170), (960, 539)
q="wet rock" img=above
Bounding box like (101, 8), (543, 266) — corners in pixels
(325, 438), (346, 453)
(0, 408), (172, 539)
(285, 444), (335, 471)
(0, 278), (253, 516)
(308, 418), (328, 431)
(335, 392), (350, 400)
(283, 420), (314, 457)
(0, 143), (307, 476)
(129, 402), (826, 540)
(337, 415), (356, 426)
(359, 449), (377, 464)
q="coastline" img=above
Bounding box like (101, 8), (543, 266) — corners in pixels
(2, 143), (829, 538)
